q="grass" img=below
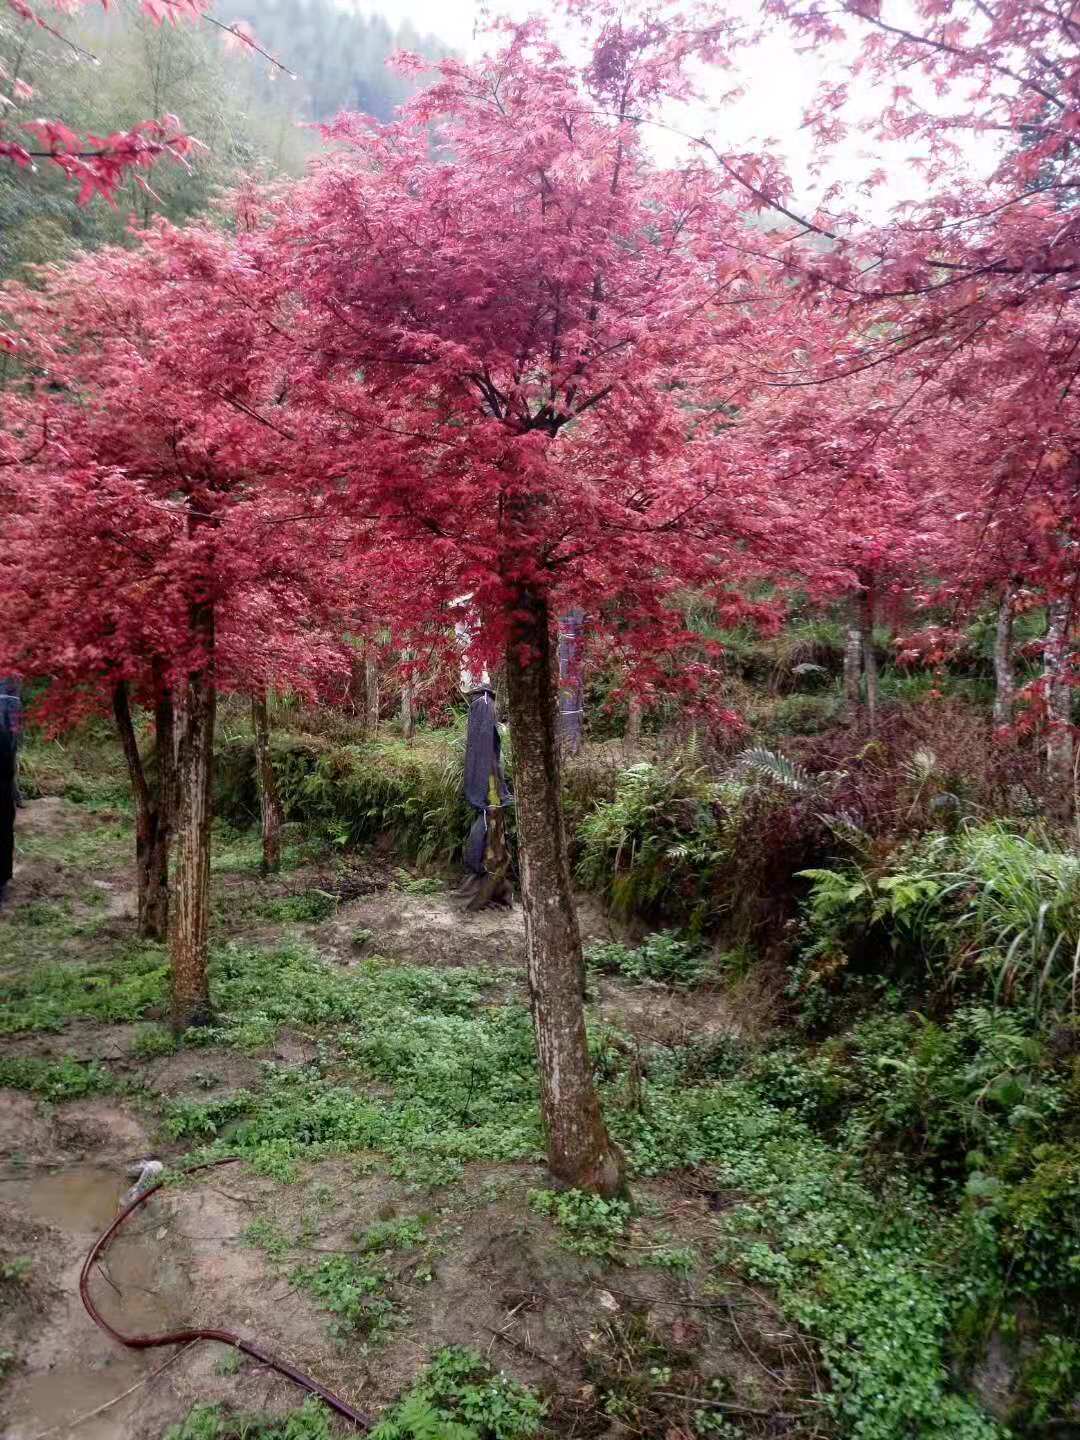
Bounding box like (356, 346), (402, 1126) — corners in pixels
(17, 812), (134, 870)
(0, 938), (168, 1034)
(210, 823), (312, 875)
(0, 1054), (116, 1099)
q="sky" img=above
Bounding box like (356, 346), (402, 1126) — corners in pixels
(342, 0), (1001, 221)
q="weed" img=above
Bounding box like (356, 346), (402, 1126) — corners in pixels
(529, 1188), (630, 1260)
(369, 1346), (545, 1440)
(394, 870), (445, 896)
(163, 1398), (334, 1440)
(16, 813), (134, 871)
(794, 823), (1080, 1020)
(210, 824), (309, 875)
(578, 760), (729, 929)
(637, 1242), (698, 1273)
(255, 891), (338, 924)
(163, 1092), (254, 1140)
(0, 1055), (114, 1099)
(242, 1218), (291, 1262)
(1014, 1334), (1080, 1429)
(586, 931), (709, 986)
(0, 1256), (31, 1283)
(388, 1153), (465, 1192)
(290, 1214), (430, 1344)
(291, 1252), (401, 1341)
(131, 1024), (177, 1059)
(215, 733), (472, 867)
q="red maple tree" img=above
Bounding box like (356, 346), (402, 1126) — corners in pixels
(0, 220), (363, 1025)
(249, 8), (812, 1193)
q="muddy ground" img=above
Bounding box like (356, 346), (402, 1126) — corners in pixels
(0, 797), (806, 1440)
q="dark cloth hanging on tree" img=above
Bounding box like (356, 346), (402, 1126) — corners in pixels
(0, 724), (15, 894)
(0, 679), (24, 811)
(0, 677), (22, 736)
(462, 687), (512, 876)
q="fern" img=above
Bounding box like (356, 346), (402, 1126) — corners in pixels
(736, 745), (817, 795)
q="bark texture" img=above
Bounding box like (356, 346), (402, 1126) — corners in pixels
(505, 591), (625, 1197)
(251, 690), (283, 875)
(365, 652), (380, 738)
(169, 600), (216, 1031)
(112, 680), (171, 941)
(1044, 596), (1074, 823)
(843, 625), (863, 713)
(625, 695), (642, 748)
(401, 651), (415, 743)
(992, 583), (1016, 729)
(858, 588), (879, 733)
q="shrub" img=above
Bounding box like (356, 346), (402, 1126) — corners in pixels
(215, 732), (473, 865)
(577, 760), (730, 929)
(794, 823), (1080, 1020)
(763, 692), (843, 736)
(585, 931), (709, 986)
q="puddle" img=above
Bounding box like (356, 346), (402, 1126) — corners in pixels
(90, 1228), (180, 1334)
(3, 1361), (147, 1440)
(19, 1164), (124, 1232)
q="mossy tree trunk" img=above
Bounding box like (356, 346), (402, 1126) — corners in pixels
(169, 598), (216, 1032)
(505, 589), (625, 1198)
(251, 689), (283, 876)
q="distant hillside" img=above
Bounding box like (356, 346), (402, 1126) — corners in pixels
(0, 1), (453, 280)
(213, 0), (455, 123)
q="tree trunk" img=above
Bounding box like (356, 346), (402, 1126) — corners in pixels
(112, 681), (170, 941)
(505, 590), (625, 1197)
(152, 681), (176, 929)
(1044, 595), (1074, 823)
(858, 587), (879, 733)
(992, 583), (1016, 729)
(843, 623), (863, 713)
(169, 600), (216, 1032)
(365, 651), (379, 738)
(251, 689), (283, 876)
(557, 610), (584, 755)
(626, 694), (642, 748)
(401, 651), (415, 743)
